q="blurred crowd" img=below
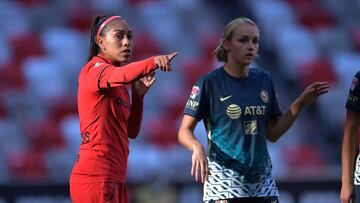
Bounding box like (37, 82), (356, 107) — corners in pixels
(0, 0), (359, 191)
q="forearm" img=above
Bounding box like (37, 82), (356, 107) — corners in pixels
(267, 98), (303, 142)
(127, 95), (144, 139)
(178, 127), (203, 152)
(342, 128), (358, 184)
(106, 57), (157, 87)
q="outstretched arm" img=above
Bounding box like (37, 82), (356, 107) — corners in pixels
(266, 82), (329, 142)
(178, 115), (208, 183)
(99, 52), (178, 89)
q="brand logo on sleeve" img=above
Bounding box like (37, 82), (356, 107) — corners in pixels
(190, 86), (200, 99)
(93, 62), (103, 68)
(220, 95), (232, 102)
(351, 77), (359, 91)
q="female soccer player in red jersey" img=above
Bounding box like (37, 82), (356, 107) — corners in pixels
(69, 14), (177, 203)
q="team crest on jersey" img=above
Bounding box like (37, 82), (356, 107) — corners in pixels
(244, 120), (257, 135)
(190, 86), (200, 99)
(226, 104), (241, 119)
(260, 90), (269, 103)
(351, 77), (359, 91)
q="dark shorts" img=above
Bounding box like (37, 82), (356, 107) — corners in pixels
(70, 182), (128, 203)
(206, 196), (279, 203)
(356, 185), (360, 203)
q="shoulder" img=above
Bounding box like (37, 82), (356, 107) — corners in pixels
(349, 71), (360, 92)
(249, 68), (273, 83)
(81, 57), (111, 72)
(201, 67), (224, 82)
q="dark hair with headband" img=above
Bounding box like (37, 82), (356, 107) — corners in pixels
(87, 14), (121, 61)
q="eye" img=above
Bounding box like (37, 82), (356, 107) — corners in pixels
(116, 33), (125, 39)
(252, 38), (259, 44)
(238, 37), (249, 43)
(127, 33), (133, 40)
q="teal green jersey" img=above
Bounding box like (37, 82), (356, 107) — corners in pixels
(184, 67), (282, 201)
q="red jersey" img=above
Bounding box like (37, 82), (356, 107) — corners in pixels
(70, 55), (157, 183)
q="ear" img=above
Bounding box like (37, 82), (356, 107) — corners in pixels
(223, 39), (230, 52)
(96, 37), (105, 51)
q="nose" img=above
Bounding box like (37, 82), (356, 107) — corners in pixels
(122, 36), (131, 47)
(247, 42), (255, 51)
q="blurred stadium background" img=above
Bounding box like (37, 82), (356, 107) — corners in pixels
(0, 0), (359, 202)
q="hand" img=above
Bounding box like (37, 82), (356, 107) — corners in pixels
(298, 82), (330, 107)
(191, 144), (209, 183)
(340, 182), (355, 203)
(154, 52), (178, 72)
(132, 72), (156, 97)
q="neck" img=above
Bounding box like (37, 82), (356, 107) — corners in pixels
(224, 60), (249, 78)
(98, 52), (121, 66)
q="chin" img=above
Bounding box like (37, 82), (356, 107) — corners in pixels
(117, 57), (131, 64)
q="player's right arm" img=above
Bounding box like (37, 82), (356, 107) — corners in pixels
(341, 110), (360, 203)
(96, 53), (177, 89)
(178, 115), (208, 183)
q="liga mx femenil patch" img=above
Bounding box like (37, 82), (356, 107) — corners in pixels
(190, 86), (200, 99)
(351, 77), (359, 91)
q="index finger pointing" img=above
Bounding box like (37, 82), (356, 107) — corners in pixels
(167, 52), (178, 61)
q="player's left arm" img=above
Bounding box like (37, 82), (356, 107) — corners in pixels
(266, 81), (329, 142)
(127, 72), (156, 139)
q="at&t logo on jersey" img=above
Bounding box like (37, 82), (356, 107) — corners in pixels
(190, 86), (200, 99)
(226, 104), (241, 119)
(351, 77), (359, 91)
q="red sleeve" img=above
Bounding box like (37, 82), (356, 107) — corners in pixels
(96, 57), (157, 90)
(127, 93), (144, 139)
(83, 57), (157, 91)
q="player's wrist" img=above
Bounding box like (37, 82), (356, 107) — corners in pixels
(191, 141), (203, 152)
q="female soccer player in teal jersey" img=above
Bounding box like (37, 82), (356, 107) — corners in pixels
(178, 17), (329, 203)
(341, 71), (360, 203)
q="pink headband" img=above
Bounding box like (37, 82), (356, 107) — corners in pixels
(96, 16), (121, 38)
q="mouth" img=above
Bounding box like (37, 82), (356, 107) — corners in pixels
(245, 53), (254, 57)
(121, 49), (132, 55)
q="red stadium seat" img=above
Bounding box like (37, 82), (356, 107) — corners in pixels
(145, 100), (184, 148)
(15, 0), (48, 7)
(351, 27), (360, 53)
(298, 57), (338, 88)
(284, 144), (325, 173)
(131, 33), (162, 61)
(181, 58), (213, 90)
(5, 149), (48, 181)
(286, 0), (335, 30)
(9, 33), (45, 64)
(67, 5), (94, 33)
(23, 119), (66, 153)
(0, 97), (7, 119)
(0, 60), (27, 91)
(48, 96), (78, 123)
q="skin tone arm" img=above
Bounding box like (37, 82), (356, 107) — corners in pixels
(266, 82), (330, 142)
(341, 110), (360, 203)
(178, 115), (209, 183)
